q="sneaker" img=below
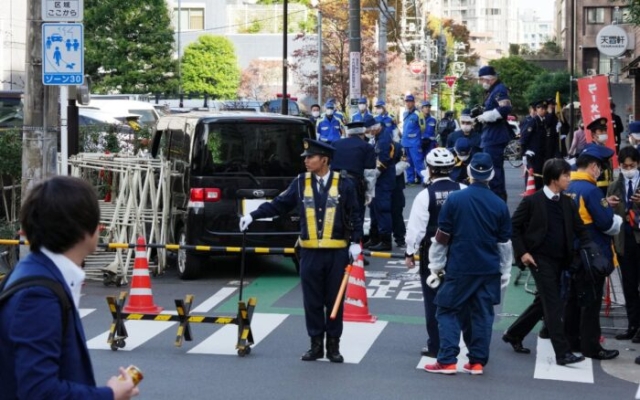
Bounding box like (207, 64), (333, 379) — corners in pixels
(462, 363), (483, 375)
(424, 362), (457, 375)
(395, 242), (407, 250)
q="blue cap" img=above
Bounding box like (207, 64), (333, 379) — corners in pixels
(345, 121), (366, 135)
(405, 94), (415, 102)
(421, 100), (432, 107)
(629, 121), (640, 134)
(478, 65), (496, 77)
(324, 101), (335, 109)
(358, 97), (367, 105)
(468, 153), (494, 181)
(454, 138), (471, 155)
(374, 100), (386, 108)
(301, 138), (335, 158)
(579, 143), (614, 163)
(586, 117), (607, 132)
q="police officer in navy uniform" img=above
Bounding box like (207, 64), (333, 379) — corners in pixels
(520, 100), (548, 190)
(420, 101), (438, 154)
(446, 108), (481, 154)
(332, 122), (377, 237)
(317, 101), (344, 143)
(475, 65), (513, 201)
(239, 139), (361, 363)
(352, 97), (375, 126)
(449, 138), (471, 184)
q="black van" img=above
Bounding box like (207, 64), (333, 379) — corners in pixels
(151, 112), (315, 279)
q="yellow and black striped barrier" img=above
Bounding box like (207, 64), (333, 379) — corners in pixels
(0, 239), (417, 260)
(106, 292), (255, 356)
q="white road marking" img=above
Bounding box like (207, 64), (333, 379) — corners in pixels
(533, 337), (593, 383)
(162, 287), (238, 315)
(78, 308), (95, 318)
(86, 320), (176, 351)
(416, 336), (469, 371)
(319, 320), (388, 364)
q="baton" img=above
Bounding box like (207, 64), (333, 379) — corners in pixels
(330, 264), (352, 320)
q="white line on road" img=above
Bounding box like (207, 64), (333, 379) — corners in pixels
(416, 336), (469, 372)
(161, 287), (238, 315)
(78, 308), (95, 318)
(320, 320), (388, 364)
(86, 320), (176, 351)
(533, 337), (593, 383)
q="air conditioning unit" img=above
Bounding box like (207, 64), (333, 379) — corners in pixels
(586, 68), (597, 76)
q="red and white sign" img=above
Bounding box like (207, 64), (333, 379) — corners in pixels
(409, 61), (424, 75)
(444, 76), (457, 88)
(577, 75), (618, 168)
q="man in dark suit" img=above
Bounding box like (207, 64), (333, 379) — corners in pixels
(504, 158), (590, 366)
(0, 177), (138, 399)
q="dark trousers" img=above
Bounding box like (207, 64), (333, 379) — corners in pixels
(620, 230), (640, 328)
(483, 144), (507, 200)
(419, 245), (439, 353)
(507, 257), (570, 356)
(299, 248), (349, 338)
(564, 273), (605, 356)
(372, 186), (393, 236)
(391, 184), (406, 244)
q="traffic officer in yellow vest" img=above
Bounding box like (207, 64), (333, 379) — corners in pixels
(239, 138), (362, 363)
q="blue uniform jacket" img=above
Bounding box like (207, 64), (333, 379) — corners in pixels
(376, 113), (396, 138)
(0, 252), (112, 400)
(422, 115), (437, 140)
(250, 171), (363, 243)
(566, 171), (616, 261)
(401, 108), (424, 147)
(446, 130), (482, 155)
(331, 137), (376, 178)
(374, 129), (396, 187)
(480, 81), (512, 148)
(316, 115), (343, 143)
(437, 183), (512, 276)
(351, 111), (375, 126)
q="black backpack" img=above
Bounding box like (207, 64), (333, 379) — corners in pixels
(0, 270), (72, 334)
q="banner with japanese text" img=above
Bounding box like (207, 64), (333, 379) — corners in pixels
(577, 75), (618, 167)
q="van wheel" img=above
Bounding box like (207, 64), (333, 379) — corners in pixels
(177, 228), (202, 280)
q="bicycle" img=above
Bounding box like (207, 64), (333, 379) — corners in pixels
(504, 139), (522, 168)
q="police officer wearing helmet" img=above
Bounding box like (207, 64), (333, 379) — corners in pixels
(449, 137), (472, 184)
(586, 117), (614, 194)
(317, 101), (344, 143)
(352, 97), (375, 126)
(405, 147), (467, 358)
(401, 94), (426, 185)
(476, 65), (513, 201)
(420, 101), (438, 154)
(239, 139), (362, 363)
(332, 122), (377, 235)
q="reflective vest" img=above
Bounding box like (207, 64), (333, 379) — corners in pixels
(299, 173), (348, 249)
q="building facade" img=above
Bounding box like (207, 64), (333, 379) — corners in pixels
(1, 0), (26, 91)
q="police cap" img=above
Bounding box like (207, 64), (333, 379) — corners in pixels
(454, 137), (471, 155)
(405, 94), (415, 102)
(586, 117), (608, 132)
(580, 143), (614, 163)
(374, 100), (386, 108)
(478, 65), (496, 77)
(345, 121), (367, 135)
(629, 121), (640, 134)
(301, 138), (335, 158)
(358, 97), (367, 105)
(468, 153), (494, 181)
(421, 100), (432, 107)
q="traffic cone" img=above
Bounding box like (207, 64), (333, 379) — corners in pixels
(343, 254), (377, 323)
(123, 236), (163, 314)
(522, 168), (536, 197)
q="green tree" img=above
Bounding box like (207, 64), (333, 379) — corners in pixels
(487, 56), (544, 114)
(524, 71), (573, 108)
(181, 35), (241, 98)
(84, 0), (178, 94)
(621, 0), (640, 24)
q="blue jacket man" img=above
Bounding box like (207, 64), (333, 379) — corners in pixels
(446, 108), (481, 154)
(449, 137), (472, 184)
(401, 94), (426, 185)
(420, 101), (438, 154)
(476, 65), (513, 201)
(317, 101), (344, 143)
(425, 153), (512, 375)
(239, 138), (362, 364)
(352, 97), (375, 126)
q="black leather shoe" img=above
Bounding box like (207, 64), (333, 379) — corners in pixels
(363, 239), (379, 249)
(586, 349), (619, 360)
(420, 347), (437, 358)
(538, 327), (550, 339)
(615, 327), (638, 340)
(632, 330), (640, 343)
(369, 241), (392, 252)
(363, 257), (370, 266)
(301, 336), (324, 361)
(326, 337), (344, 363)
(502, 333), (531, 354)
(636, 355), (640, 365)
(556, 352), (585, 366)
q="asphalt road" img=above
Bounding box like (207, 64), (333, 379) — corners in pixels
(80, 163), (640, 400)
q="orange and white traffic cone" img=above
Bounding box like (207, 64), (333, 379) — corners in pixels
(123, 236), (163, 314)
(343, 254), (377, 323)
(522, 168), (536, 197)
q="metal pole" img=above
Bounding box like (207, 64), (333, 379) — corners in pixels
(378, 0), (387, 101)
(569, 0), (575, 136)
(317, 9), (322, 105)
(450, 83), (454, 111)
(60, 86), (68, 176)
(178, 0), (182, 96)
(281, 0), (288, 115)
(349, 0), (361, 111)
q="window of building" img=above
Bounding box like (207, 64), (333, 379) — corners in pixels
(586, 7), (605, 24)
(599, 57), (611, 76)
(173, 8), (205, 31)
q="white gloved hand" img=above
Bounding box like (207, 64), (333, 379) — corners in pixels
(349, 243), (362, 261)
(239, 215), (253, 232)
(500, 273), (511, 290)
(426, 271), (442, 289)
(524, 150), (535, 158)
(556, 121), (562, 132)
(395, 160), (410, 176)
(477, 109), (501, 124)
(364, 194), (373, 206)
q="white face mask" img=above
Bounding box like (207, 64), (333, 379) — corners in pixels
(311, 111), (320, 118)
(374, 108), (383, 115)
(457, 154), (470, 162)
(597, 134), (608, 143)
(482, 82), (491, 90)
(621, 168), (639, 180)
(631, 133), (640, 142)
(358, 104), (367, 112)
(461, 124), (473, 133)
(325, 109), (334, 116)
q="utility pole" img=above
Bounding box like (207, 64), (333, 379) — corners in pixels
(348, 0), (361, 113)
(317, 8), (322, 105)
(22, 0), (59, 195)
(281, 0), (289, 115)
(378, 0), (387, 101)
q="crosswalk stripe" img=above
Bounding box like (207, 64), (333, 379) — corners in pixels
(319, 320), (388, 364)
(533, 337), (593, 383)
(86, 320), (176, 351)
(187, 313), (288, 355)
(160, 287), (238, 315)
(416, 336), (469, 371)
(79, 308), (96, 318)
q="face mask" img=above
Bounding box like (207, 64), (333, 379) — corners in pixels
(358, 104), (366, 112)
(458, 154), (470, 162)
(325, 109), (334, 116)
(374, 108), (383, 115)
(482, 82), (491, 90)
(632, 133), (640, 141)
(621, 169), (639, 180)
(461, 124), (472, 133)
(311, 111), (320, 118)
(597, 134), (608, 143)
(365, 133), (373, 139)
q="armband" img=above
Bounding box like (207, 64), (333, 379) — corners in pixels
(434, 229), (451, 245)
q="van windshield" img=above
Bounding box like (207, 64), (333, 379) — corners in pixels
(128, 109), (157, 125)
(197, 122), (307, 177)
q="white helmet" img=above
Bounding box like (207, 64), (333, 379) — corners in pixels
(425, 147), (455, 169)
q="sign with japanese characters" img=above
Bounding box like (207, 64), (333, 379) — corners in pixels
(596, 24), (628, 57)
(43, 0), (83, 21)
(42, 23), (84, 85)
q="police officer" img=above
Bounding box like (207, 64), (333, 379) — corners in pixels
(446, 108), (481, 155)
(449, 138), (471, 184)
(401, 94), (426, 185)
(437, 111), (457, 147)
(239, 139), (362, 363)
(565, 144), (622, 360)
(475, 65), (513, 201)
(317, 101), (344, 143)
(421, 101), (438, 154)
(332, 122), (377, 236)
(611, 102), (624, 154)
(405, 147), (466, 358)
(368, 109), (397, 251)
(586, 117), (615, 195)
(424, 153), (512, 375)
(544, 98), (561, 159)
(392, 140), (408, 248)
(520, 100), (548, 190)
(352, 97), (375, 126)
